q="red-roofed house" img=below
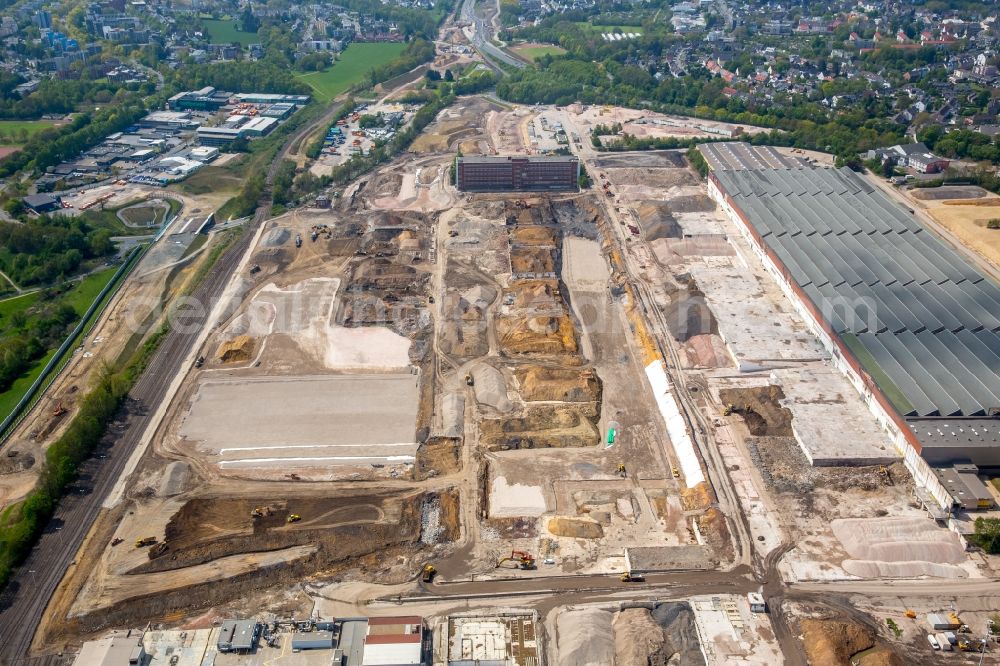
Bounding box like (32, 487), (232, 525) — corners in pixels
(362, 616), (425, 666)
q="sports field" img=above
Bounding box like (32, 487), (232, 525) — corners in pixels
(0, 120), (63, 146)
(295, 43), (407, 101)
(203, 19), (259, 46)
(511, 43), (566, 61)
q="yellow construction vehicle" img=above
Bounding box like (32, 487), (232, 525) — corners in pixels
(617, 463), (627, 478)
(878, 465), (892, 485)
(135, 537), (157, 548)
(287, 514), (301, 523)
(620, 571), (643, 582)
(905, 609), (916, 619)
(421, 564), (437, 583)
(496, 550), (536, 570)
(723, 404), (736, 416)
(671, 467), (680, 478)
(251, 506), (271, 518)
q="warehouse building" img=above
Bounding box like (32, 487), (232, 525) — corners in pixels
(167, 86), (232, 111)
(362, 616), (424, 666)
(702, 142), (1000, 510)
(456, 155), (579, 192)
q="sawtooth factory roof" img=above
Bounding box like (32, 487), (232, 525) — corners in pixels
(714, 166), (1000, 419)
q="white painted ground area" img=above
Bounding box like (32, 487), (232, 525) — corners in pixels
(490, 476), (547, 517)
(224, 277), (411, 370)
(180, 374), (419, 468)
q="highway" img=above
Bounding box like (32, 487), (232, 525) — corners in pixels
(460, 0), (526, 71)
(0, 101), (341, 666)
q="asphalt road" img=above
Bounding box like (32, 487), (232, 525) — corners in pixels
(0, 102), (341, 666)
(460, 0), (525, 71)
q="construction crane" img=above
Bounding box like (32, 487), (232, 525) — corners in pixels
(496, 550), (536, 569)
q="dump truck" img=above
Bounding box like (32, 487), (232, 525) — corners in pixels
(287, 514), (301, 523)
(421, 564), (436, 583)
(295, 234), (302, 248)
(135, 537), (157, 548)
(621, 571), (644, 582)
(195, 356), (205, 368)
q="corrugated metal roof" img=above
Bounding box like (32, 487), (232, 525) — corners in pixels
(716, 162), (1000, 417)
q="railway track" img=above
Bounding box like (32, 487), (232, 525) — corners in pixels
(0, 101), (340, 666)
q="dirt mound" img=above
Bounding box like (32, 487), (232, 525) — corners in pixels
(635, 201), (681, 241)
(668, 193), (715, 213)
(661, 279), (717, 342)
(857, 648), (905, 666)
(718, 385), (792, 436)
(649, 602), (705, 665)
(514, 366), (601, 402)
(414, 437), (462, 481)
(480, 405), (599, 450)
(217, 335), (254, 363)
(556, 608), (614, 666)
(497, 314), (578, 356)
(510, 247), (556, 274)
(910, 185), (988, 201)
(548, 517), (604, 538)
(613, 608), (664, 666)
(832, 516), (968, 578)
(262, 228), (290, 247)
(505, 280), (561, 310)
(800, 618), (874, 666)
(512, 226), (557, 246)
(471, 364), (513, 412)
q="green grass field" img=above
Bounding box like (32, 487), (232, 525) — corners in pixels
(0, 120), (63, 146)
(0, 268), (119, 420)
(512, 44), (567, 61)
(203, 19), (259, 46)
(295, 43), (407, 101)
(574, 22), (644, 34)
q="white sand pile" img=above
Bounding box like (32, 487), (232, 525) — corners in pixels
(262, 227), (290, 247)
(440, 392), (465, 438)
(472, 365), (513, 412)
(832, 517), (968, 579)
(557, 607), (615, 666)
(490, 476), (546, 517)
